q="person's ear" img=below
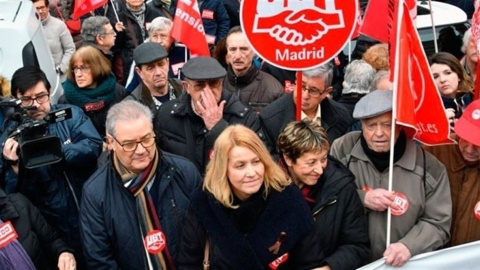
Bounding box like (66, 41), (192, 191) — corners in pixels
(95, 34), (103, 45)
(182, 81), (189, 94)
(283, 154), (293, 167)
(324, 86), (333, 95)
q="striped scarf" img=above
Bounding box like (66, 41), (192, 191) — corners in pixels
(113, 149), (175, 269)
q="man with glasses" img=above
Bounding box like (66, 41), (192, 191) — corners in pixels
(80, 99), (201, 269)
(81, 16), (123, 65)
(126, 42), (183, 112)
(32, 0), (75, 82)
(330, 90), (451, 267)
(260, 63), (352, 157)
(154, 57), (265, 173)
(223, 26), (284, 114)
(0, 66), (103, 268)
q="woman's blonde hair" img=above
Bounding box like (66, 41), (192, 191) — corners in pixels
(0, 75), (11, 97)
(204, 124), (289, 208)
(67, 46), (111, 84)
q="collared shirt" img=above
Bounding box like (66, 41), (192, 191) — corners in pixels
(301, 105), (322, 124)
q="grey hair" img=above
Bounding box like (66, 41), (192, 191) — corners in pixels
(81, 16), (111, 44)
(148, 16), (173, 35)
(302, 62), (334, 88)
(462, 28), (471, 54)
(342, 60), (376, 95)
(106, 100), (153, 136)
(369, 70), (391, 91)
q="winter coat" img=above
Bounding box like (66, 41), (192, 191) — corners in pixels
(59, 75), (129, 137)
(330, 131), (452, 261)
(126, 79), (183, 113)
(198, 0), (230, 45)
(224, 64), (285, 114)
(260, 93), (352, 156)
(80, 151), (202, 269)
(177, 185), (317, 269)
(154, 91), (266, 173)
(424, 143), (480, 246)
(296, 157), (370, 270)
(0, 189), (73, 270)
(41, 14), (75, 75)
(0, 104), (103, 252)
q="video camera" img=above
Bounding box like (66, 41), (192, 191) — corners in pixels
(1, 98), (72, 169)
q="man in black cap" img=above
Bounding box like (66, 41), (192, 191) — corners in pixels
(126, 42), (183, 112)
(330, 90), (451, 267)
(154, 57), (265, 173)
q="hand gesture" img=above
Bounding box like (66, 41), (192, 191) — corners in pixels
(364, 188), (396, 212)
(3, 137), (19, 163)
(196, 88), (226, 131)
(57, 252), (76, 270)
(383, 242), (411, 267)
(114, 22), (125, 32)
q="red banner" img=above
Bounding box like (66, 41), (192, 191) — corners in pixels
(171, 0), (210, 57)
(471, 1), (480, 99)
(72, 0), (107, 20)
(393, 2), (453, 145)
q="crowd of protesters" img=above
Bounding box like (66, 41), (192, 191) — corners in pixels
(0, 0), (479, 269)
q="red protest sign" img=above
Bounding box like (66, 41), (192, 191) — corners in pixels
(240, 0), (357, 70)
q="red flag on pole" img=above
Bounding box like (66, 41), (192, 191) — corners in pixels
(72, 0), (107, 20)
(392, 1), (454, 145)
(360, 0), (416, 43)
(470, 0), (480, 99)
(171, 0), (210, 57)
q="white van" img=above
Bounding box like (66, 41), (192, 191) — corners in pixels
(0, 0), (63, 103)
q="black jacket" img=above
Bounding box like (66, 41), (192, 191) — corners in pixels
(80, 151), (202, 269)
(177, 185), (317, 269)
(154, 91), (266, 173)
(0, 189), (72, 270)
(260, 93), (353, 156)
(299, 157), (370, 270)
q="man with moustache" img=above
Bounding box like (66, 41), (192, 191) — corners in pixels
(154, 57), (265, 173)
(260, 63), (352, 157)
(330, 90), (451, 267)
(424, 99), (480, 247)
(126, 42), (182, 112)
(80, 100), (201, 269)
(223, 26), (284, 113)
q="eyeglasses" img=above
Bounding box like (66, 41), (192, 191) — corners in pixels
(19, 92), (50, 106)
(301, 84), (327, 97)
(73, 66), (91, 74)
(101, 31), (117, 37)
(187, 79), (222, 92)
(112, 135), (156, 152)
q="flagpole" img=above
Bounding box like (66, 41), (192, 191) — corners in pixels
(387, 0), (404, 250)
(109, 0), (120, 23)
(427, 0), (438, 53)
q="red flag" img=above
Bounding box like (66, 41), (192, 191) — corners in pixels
(393, 1), (453, 145)
(351, 0), (363, 40)
(171, 0), (210, 57)
(72, 0), (107, 20)
(360, 0), (416, 43)
(471, 1), (480, 99)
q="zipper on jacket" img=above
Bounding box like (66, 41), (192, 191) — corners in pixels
(312, 199), (337, 218)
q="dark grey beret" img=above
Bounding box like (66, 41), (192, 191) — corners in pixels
(181, 57), (227, 80)
(353, 90), (393, 119)
(134, 42), (168, 66)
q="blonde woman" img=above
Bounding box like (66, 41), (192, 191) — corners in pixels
(177, 125), (319, 269)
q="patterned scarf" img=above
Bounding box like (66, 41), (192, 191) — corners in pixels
(127, 3), (146, 37)
(113, 149), (175, 269)
(63, 75), (116, 109)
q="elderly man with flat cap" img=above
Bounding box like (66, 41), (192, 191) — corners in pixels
(154, 57), (265, 173)
(330, 90), (451, 267)
(424, 99), (480, 247)
(126, 42), (183, 112)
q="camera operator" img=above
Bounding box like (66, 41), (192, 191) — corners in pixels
(0, 66), (103, 269)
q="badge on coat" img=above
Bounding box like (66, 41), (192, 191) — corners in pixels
(144, 230), (166, 254)
(268, 253), (289, 270)
(0, 221), (18, 249)
(202, 9), (214, 20)
(474, 201), (480, 221)
(391, 192), (409, 216)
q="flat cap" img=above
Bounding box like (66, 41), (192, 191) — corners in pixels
(353, 90), (393, 119)
(181, 57), (227, 80)
(134, 42), (168, 66)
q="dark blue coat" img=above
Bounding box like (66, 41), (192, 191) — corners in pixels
(80, 151), (202, 270)
(0, 104), (103, 253)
